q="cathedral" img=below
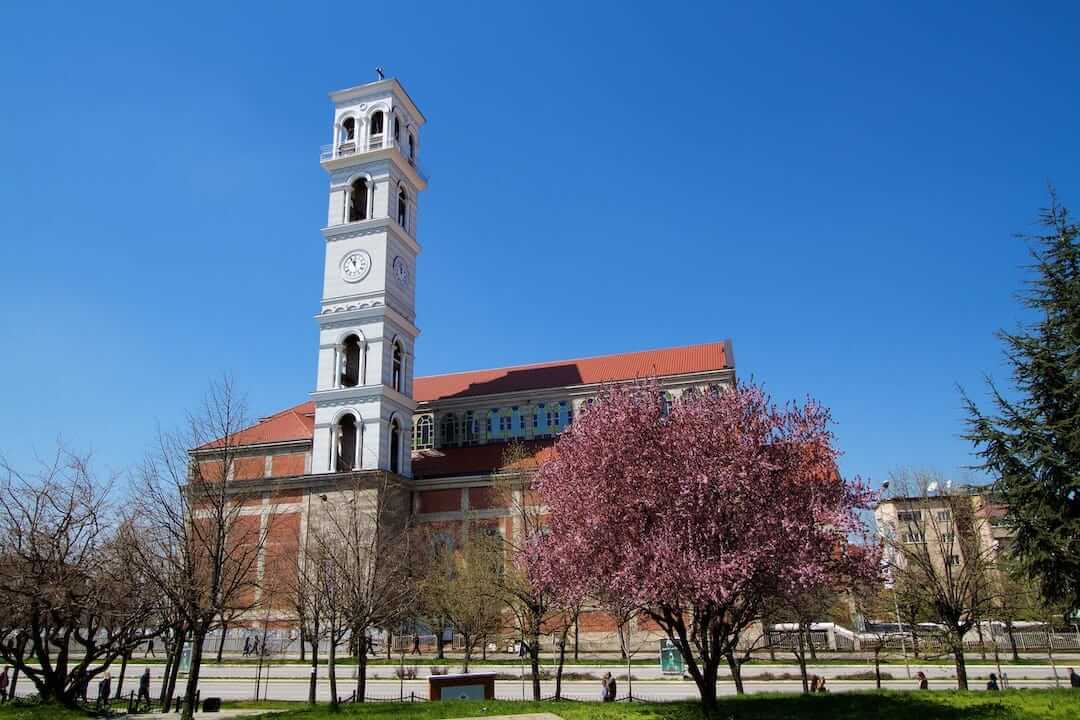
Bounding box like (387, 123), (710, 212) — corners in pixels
(199, 78), (736, 642)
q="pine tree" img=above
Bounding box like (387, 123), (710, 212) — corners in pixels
(963, 189), (1080, 613)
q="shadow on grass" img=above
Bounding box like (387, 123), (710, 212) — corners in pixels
(245, 689), (1080, 720)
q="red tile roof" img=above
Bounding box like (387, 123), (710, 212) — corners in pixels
(210, 341), (731, 450)
(197, 401), (315, 450)
(412, 440), (556, 479)
(413, 340), (731, 402)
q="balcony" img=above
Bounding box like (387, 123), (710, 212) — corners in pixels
(319, 138), (428, 182)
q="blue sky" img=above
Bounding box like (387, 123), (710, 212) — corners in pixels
(1, 1), (1077, 486)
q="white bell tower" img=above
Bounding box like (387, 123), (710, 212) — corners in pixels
(310, 77), (427, 478)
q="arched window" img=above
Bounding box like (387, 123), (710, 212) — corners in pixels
(340, 117), (356, 143)
(397, 187), (408, 229)
(414, 415), (434, 450)
(341, 334), (362, 387)
(335, 414), (360, 472)
(389, 418), (401, 474)
(441, 414), (458, 446)
(348, 178), (368, 222)
(392, 341), (403, 392)
(369, 111), (384, 147)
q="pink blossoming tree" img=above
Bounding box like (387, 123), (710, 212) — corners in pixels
(528, 382), (878, 709)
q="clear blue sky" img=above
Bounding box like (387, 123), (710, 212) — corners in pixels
(1, 1), (1077, 486)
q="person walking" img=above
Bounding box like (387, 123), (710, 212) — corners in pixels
(810, 675), (820, 693)
(243, 636), (251, 657)
(144, 639), (155, 658)
(916, 671), (928, 690)
(987, 672), (1000, 691)
(0, 667), (10, 703)
(1069, 667), (1080, 688)
(411, 634), (421, 656)
(97, 673), (112, 711)
(136, 668), (152, 710)
(816, 677), (828, 693)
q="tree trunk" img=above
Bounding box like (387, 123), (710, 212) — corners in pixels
(161, 630), (183, 711)
(796, 629), (809, 693)
(355, 638), (368, 703)
(1006, 622), (1020, 662)
(874, 650), (882, 690)
(299, 627), (306, 664)
(308, 633), (319, 704)
(725, 650), (744, 695)
(952, 644), (968, 690)
(574, 619), (579, 662)
(115, 650), (130, 698)
(385, 630), (392, 660)
(182, 628), (207, 720)
(976, 621), (987, 660)
(463, 638), (472, 674)
(216, 622), (228, 664)
(528, 636), (542, 701)
(805, 623), (818, 661)
(328, 636), (339, 707)
(696, 654), (719, 711)
(436, 623), (445, 660)
(554, 638), (567, 700)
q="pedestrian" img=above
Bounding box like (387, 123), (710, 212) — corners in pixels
(517, 640), (527, 658)
(243, 636), (251, 657)
(411, 634), (421, 656)
(816, 677), (828, 693)
(251, 637), (260, 657)
(145, 639), (155, 658)
(810, 675), (820, 693)
(1069, 667), (1080, 688)
(137, 668), (152, 710)
(600, 672), (611, 701)
(0, 666), (9, 703)
(97, 672), (112, 711)
(916, 671), (928, 690)
(367, 633), (377, 657)
(987, 672), (1000, 691)
(606, 672), (617, 702)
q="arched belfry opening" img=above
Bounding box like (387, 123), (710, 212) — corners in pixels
(335, 414), (361, 472)
(397, 187), (407, 229)
(340, 334), (364, 387)
(392, 341), (403, 392)
(348, 178), (368, 222)
(369, 111), (385, 146)
(340, 117), (356, 143)
(389, 418), (402, 474)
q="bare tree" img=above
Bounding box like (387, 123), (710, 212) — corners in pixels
(417, 528), (503, 673)
(881, 470), (997, 689)
(0, 446), (160, 707)
(490, 441), (554, 701)
(129, 378), (274, 719)
(309, 472), (415, 704)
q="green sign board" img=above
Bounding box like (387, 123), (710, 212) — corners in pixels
(659, 639), (684, 675)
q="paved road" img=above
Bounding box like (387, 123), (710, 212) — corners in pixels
(13, 661), (1074, 704)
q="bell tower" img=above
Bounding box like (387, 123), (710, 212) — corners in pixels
(310, 77), (427, 478)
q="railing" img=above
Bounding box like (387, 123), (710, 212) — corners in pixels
(318, 139), (429, 182)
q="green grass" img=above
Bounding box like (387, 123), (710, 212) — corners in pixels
(2, 689), (1078, 719)
(241, 690), (1080, 720)
(0, 701), (89, 720)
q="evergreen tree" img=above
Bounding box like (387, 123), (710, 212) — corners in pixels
(963, 190), (1080, 613)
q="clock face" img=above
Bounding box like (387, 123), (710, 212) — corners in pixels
(392, 256), (409, 288)
(340, 250), (372, 283)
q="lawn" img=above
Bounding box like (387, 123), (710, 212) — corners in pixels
(1, 690), (1077, 719)
(250, 689), (1080, 720)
